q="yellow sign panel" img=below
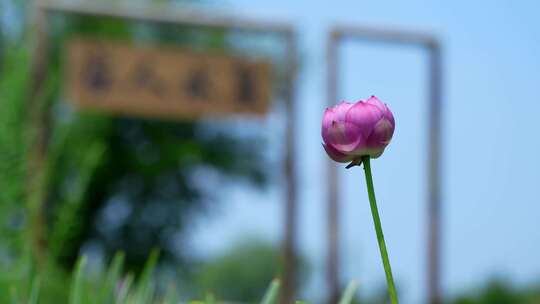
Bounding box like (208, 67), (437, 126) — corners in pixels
(65, 39), (271, 119)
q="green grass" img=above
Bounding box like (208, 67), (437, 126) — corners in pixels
(1, 252), (358, 304)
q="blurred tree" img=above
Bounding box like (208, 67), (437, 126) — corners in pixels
(451, 279), (540, 304)
(43, 15), (267, 272)
(195, 238), (309, 302)
(46, 116), (266, 271)
(1, 0), (269, 275)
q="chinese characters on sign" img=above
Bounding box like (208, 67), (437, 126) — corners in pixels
(66, 39), (271, 119)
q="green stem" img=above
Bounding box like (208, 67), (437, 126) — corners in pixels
(361, 156), (399, 304)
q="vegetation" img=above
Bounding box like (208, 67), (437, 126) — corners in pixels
(195, 238), (309, 301)
(1, 0), (267, 271)
(450, 279), (540, 304)
(0, 251), (343, 304)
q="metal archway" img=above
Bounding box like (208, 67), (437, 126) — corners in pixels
(325, 25), (443, 304)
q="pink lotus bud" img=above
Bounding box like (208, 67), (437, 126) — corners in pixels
(322, 96), (395, 164)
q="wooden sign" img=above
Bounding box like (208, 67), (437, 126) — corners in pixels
(65, 39), (271, 119)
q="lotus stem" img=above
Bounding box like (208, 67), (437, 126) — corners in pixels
(362, 155), (398, 304)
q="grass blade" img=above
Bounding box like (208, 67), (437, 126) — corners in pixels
(260, 279), (280, 304)
(100, 252), (125, 303)
(28, 276), (40, 304)
(338, 280), (359, 304)
(162, 281), (180, 304)
(134, 249), (159, 304)
(116, 273), (134, 304)
(69, 256), (87, 304)
(205, 293), (217, 304)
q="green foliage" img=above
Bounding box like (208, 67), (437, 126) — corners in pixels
(69, 256), (87, 304)
(40, 12), (268, 273)
(1, 0), (268, 275)
(451, 279), (540, 304)
(98, 252), (125, 303)
(1, 3), (276, 302)
(29, 277), (41, 304)
(0, 252), (331, 304)
(0, 42), (30, 256)
(46, 114), (111, 266)
(0, 252), (164, 304)
(133, 250), (160, 304)
(194, 238), (308, 302)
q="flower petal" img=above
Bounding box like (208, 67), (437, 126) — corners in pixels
(344, 101), (384, 138)
(384, 106), (395, 129)
(364, 96), (386, 111)
(322, 102), (354, 128)
(366, 118), (394, 148)
(366, 96), (395, 128)
(322, 143), (354, 163)
(322, 121), (365, 153)
(332, 101), (354, 122)
(345, 146), (385, 159)
(370, 148), (385, 159)
(322, 107), (337, 134)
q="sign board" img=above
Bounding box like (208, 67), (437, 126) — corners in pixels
(65, 39), (272, 119)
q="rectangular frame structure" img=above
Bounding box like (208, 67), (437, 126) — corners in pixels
(326, 25), (443, 304)
(28, 1), (299, 302)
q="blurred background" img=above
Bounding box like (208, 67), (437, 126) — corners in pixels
(1, 0), (540, 303)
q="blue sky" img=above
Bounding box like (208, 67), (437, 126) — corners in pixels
(190, 0), (540, 303)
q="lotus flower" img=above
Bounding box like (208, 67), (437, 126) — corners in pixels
(322, 96), (395, 166)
